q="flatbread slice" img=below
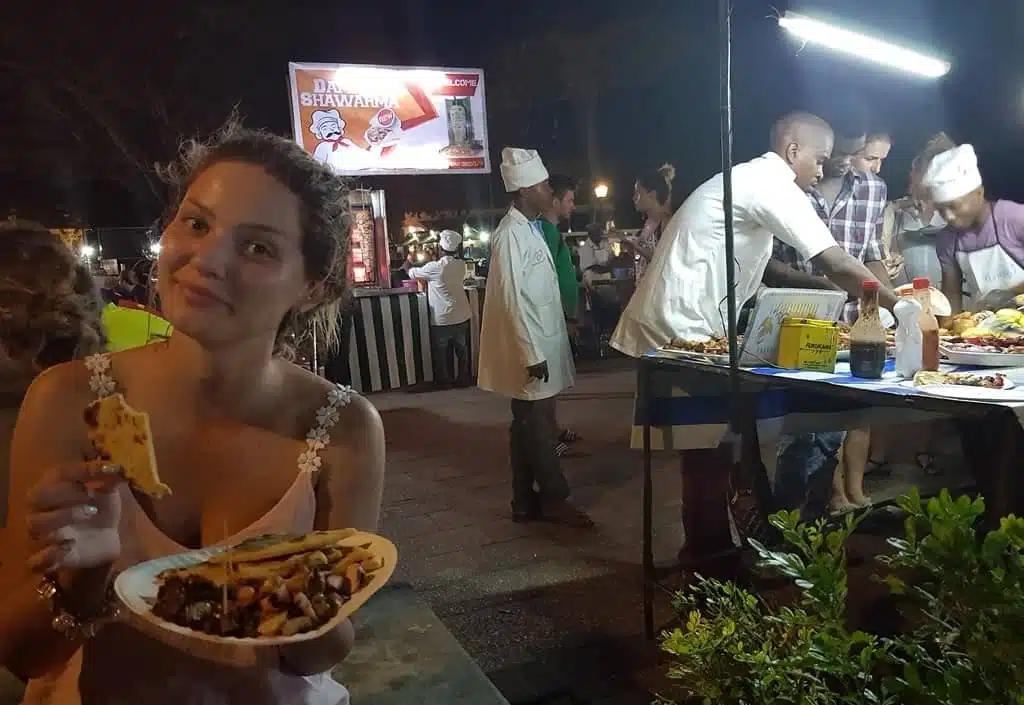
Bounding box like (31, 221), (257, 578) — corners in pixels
(85, 393), (170, 498)
(913, 370), (1006, 389)
(160, 556), (295, 585)
(206, 529), (358, 565)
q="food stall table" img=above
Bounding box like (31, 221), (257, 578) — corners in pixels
(329, 289), (434, 393)
(326, 284), (487, 393)
(636, 352), (1024, 638)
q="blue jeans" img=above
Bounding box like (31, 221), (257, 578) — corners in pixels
(774, 431), (846, 519)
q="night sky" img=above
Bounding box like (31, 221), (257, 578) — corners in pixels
(1, 0), (1020, 229)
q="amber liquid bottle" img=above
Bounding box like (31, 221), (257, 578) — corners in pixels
(913, 276), (940, 371)
(849, 280), (887, 379)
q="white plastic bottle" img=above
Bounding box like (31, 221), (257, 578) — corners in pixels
(894, 297), (924, 379)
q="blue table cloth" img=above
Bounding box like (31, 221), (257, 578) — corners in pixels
(632, 352), (1024, 451)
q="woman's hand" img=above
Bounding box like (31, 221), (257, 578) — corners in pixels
(25, 462), (124, 574)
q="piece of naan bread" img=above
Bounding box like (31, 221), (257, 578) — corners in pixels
(85, 393), (170, 498)
(205, 529), (359, 565)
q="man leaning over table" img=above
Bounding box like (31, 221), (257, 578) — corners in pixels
(478, 147), (593, 528)
(765, 112), (891, 516)
(926, 144), (1024, 314)
(610, 111), (897, 560)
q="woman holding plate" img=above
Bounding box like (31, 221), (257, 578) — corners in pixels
(0, 120), (384, 704)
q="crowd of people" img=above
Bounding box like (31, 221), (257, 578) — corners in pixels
(0, 99), (1021, 704)
(476, 108), (1024, 552)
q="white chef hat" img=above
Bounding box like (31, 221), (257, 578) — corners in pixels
(439, 229), (462, 251)
(921, 144), (983, 204)
(500, 147), (549, 192)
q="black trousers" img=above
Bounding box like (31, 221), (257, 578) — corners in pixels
(431, 320), (471, 386)
(509, 397), (571, 513)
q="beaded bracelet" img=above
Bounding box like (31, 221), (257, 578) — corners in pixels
(37, 575), (121, 640)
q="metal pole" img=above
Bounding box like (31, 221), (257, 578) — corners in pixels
(720, 0), (738, 393)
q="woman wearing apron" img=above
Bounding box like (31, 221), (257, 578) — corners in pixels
(927, 144), (1024, 313)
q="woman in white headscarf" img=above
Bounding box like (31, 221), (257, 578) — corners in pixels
(926, 142), (1024, 313)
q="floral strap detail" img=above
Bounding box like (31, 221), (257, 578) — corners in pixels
(85, 353), (117, 398)
(297, 384), (355, 475)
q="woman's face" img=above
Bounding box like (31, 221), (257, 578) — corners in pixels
(633, 182), (657, 214)
(157, 161), (312, 349)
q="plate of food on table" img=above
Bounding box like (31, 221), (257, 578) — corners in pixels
(88, 392), (397, 646)
(908, 369), (1024, 401)
(656, 336), (736, 365)
(940, 308), (1024, 366)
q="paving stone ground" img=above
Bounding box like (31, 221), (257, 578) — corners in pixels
(369, 359), (962, 704)
(371, 359), (683, 703)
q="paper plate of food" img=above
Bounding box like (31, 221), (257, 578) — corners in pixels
(940, 334), (1024, 367)
(85, 393), (398, 647)
(115, 529), (398, 646)
(908, 370), (1024, 401)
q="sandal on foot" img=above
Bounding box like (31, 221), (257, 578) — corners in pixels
(559, 429), (582, 443)
(555, 441), (570, 457)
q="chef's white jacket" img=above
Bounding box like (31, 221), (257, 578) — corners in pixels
(409, 256), (472, 326)
(611, 152), (838, 357)
(478, 207), (575, 401)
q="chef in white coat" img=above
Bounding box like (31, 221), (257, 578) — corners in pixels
(610, 112), (896, 561)
(927, 144), (1024, 313)
(478, 147), (591, 527)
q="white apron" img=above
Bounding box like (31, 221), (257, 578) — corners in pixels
(478, 208), (575, 401)
(954, 204), (1024, 310)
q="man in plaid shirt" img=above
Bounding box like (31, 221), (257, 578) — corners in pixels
(764, 122), (893, 520)
(766, 130), (892, 322)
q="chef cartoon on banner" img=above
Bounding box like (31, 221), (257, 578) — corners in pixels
(289, 62), (491, 176)
(309, 109), (362, 169)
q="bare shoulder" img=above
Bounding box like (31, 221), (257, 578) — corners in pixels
(9, 359), (98, 520)
(287, 364), (385, 532)
(277, 361), (382, 445)
(20, 357), (97, 425)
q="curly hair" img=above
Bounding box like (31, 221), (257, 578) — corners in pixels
(157, 115), (352, 359)
(0, 223), (106, 395)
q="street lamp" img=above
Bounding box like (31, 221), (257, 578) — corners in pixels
(593, 182), (609, 200)
(79, 244), (95, 259)
(778, 11), (950, 78)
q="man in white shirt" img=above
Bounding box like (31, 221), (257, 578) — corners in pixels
(610, 111), (897, 559)
(479, 147), (591, 527)
(408, 229), (472, 387)
(612, 111), (896, 357)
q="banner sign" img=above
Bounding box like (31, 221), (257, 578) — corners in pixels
(288, 62), (491, 176)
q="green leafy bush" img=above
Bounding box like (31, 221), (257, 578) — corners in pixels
(657, 490), (1024, 705)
